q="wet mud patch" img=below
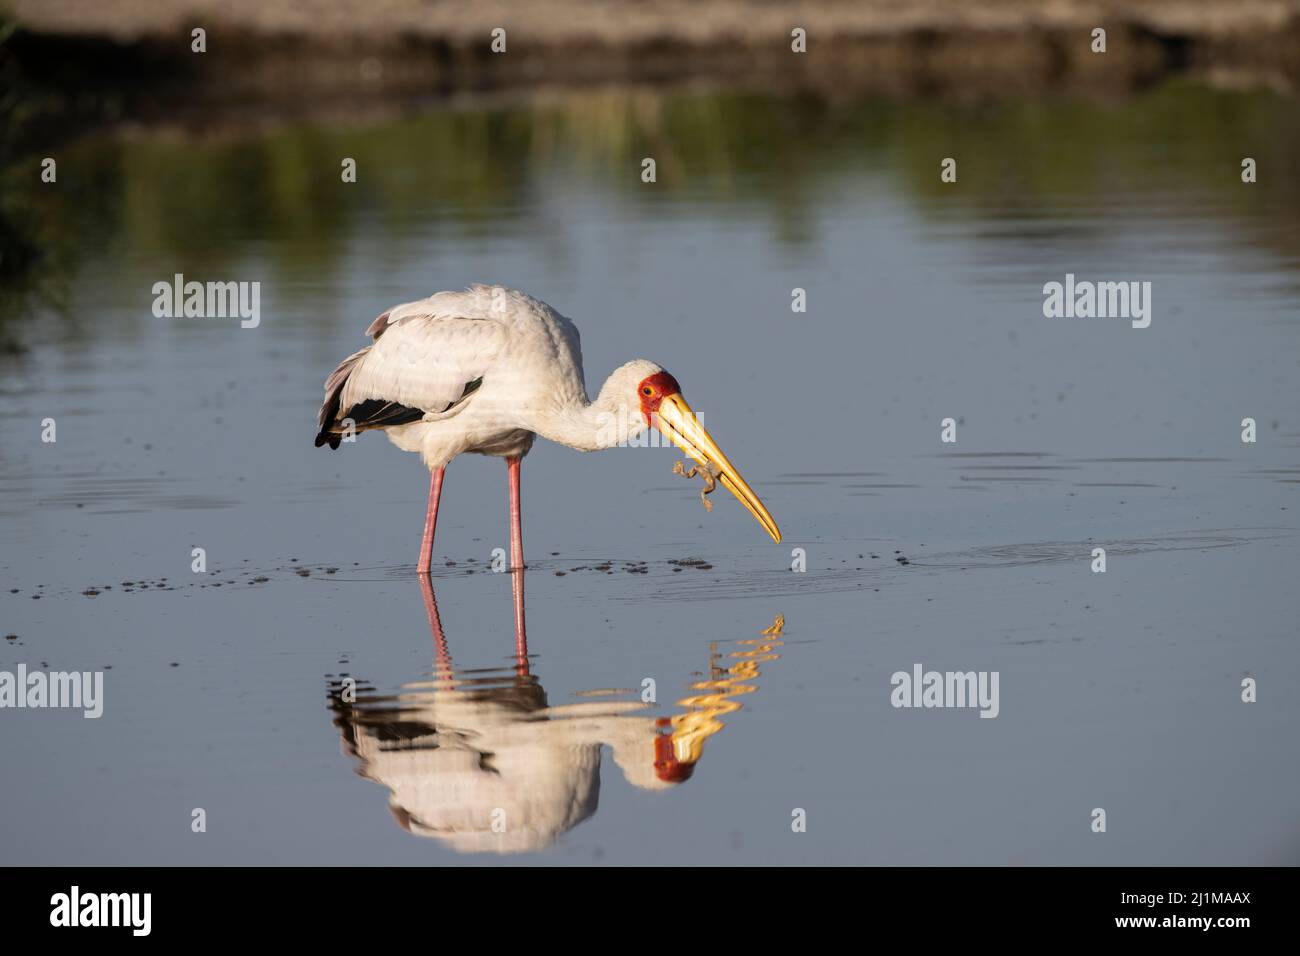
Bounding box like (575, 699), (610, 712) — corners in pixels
(911, 528), (1294, 570)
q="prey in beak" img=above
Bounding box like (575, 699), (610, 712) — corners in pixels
(637, 372), (782, 543)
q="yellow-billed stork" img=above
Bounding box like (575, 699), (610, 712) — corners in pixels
(315, 285), (780, 576)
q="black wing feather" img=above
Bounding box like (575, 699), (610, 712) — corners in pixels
(313, 399), (425, 449)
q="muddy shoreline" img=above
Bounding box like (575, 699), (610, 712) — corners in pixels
(5, 1), (1300, 133)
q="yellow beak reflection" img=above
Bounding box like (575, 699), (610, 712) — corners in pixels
(655, 392), (781, 543)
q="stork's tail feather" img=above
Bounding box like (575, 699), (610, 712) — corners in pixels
(315, 344), (431, 448)
(315, 346), (370, 450)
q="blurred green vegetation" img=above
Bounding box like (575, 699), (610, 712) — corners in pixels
(1, 80), (1298, 348)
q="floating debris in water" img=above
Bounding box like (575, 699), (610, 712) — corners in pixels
(669, 557), (714, 570)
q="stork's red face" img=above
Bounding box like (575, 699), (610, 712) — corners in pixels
(635, 371), (782, 544)
(636, 371), (682, 427)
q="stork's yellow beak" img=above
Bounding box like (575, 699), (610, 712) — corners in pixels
(654, 393), (782, 543)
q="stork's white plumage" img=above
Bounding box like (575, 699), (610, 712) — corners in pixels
(315, 285), (780, 578)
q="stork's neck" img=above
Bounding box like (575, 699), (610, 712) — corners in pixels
(531, 372), (648, 452)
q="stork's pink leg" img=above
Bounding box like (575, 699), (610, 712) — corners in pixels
(417, 466), (446, 575)
(506, 456), (524, 572)
(506, 455), (527, 663)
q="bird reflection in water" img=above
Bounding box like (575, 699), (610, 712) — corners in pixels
(325, 574), (785, 854)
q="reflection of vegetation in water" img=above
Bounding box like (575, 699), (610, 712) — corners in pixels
(0, 168), (68, 354)
(0, 14), (125, 349)
(2, 81), (1298, 346)
(892, 82), (1300, 221)
(1, 18), (45, 349)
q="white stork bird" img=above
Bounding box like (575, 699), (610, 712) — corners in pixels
(315, 285), (780, 575)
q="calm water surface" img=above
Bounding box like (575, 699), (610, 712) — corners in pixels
(1, 83), (1298, 864)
